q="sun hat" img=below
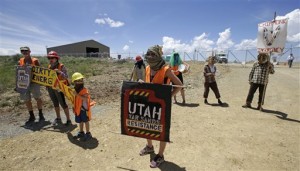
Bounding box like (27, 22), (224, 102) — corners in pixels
(20, 46), (30, 51)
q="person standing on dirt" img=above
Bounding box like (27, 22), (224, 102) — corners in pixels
(242, 53), (275, 110)
(203, 56), (223, 105)
(287, 53), (294, 68)
(47, 51), (72, 126)
(18, 46), (45, 124)
(130, 55), (145, 81)
(139, 45), (182, 168)
(169, 52), (189, 104)
(71, 72), (93, 141)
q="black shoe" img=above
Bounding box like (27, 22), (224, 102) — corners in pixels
(73, 131), (85, 139)
(25, 116), (35, 125)
(52, 118), (62, 126)
(218, 99), (223, 105)
(204, 99), (208, 104)
(39, 115), (45, 122)
(64, 120), (72, 126)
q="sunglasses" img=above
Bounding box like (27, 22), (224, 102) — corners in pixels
(146, 52), (156, 56)
(21, 50), (29, 53)
(47, 57), (56, 60)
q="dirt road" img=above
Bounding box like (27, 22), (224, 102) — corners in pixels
(0, 62), (299, 171)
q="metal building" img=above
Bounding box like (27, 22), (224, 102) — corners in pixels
(47, 39), (110, 57)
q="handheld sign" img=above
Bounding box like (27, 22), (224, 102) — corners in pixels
(121, 81), (172, 142)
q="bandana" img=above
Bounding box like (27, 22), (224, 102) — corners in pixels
(145, 45), (165, 71)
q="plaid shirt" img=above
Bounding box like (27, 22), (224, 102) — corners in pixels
(249, 62), (275, 84)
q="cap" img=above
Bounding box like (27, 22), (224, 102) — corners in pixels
(20, 46), (30, 51)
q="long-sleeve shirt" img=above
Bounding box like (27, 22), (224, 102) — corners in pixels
(249, 62), (275, 84)
(203, 64), (216, 83)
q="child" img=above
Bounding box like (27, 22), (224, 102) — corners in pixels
(71, 72), (92, 141)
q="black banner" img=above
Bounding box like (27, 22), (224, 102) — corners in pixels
(121, 81), (172, 142)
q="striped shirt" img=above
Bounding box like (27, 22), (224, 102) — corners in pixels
(249, 62), (275, 84)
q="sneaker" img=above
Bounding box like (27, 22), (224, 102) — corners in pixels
(52, 118), (62, 126)
(25, 116), (35, 125)
(84, 132), (92, 141)
(64, 120), (72, 126)
(150, 154), (164, 168)
(204, 99), (208, 104)
(139, 145), (154, 156)
(73, 131), (85, 139)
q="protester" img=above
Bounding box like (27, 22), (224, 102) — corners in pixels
(169, 52), (189, 104)
(242, 53), (275, 110)
(71, 72), (93, 141)
(130, 55), (146, 81)
(139, 45), (182, 168)
(203, 56), (223, 105)
(47, 51), (72, 126)
(287, 53), (294, 68)
(17, 46), (45, 124)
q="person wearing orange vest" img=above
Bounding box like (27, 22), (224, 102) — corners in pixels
(18, 46), (45, 125)
(71, 72), (92, 141)
(169, 52), (189, 104)
(139, 45), (182, 168)
(46, 51), (72, 126)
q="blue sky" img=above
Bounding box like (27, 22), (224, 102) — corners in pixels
(0, 0), (299, 57)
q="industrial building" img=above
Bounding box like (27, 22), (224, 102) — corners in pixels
(47, 39), (110, 57)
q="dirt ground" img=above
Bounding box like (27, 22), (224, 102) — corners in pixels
(0, 62), (299, 171)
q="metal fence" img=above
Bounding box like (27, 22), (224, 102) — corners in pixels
(32, 47), (299, 64)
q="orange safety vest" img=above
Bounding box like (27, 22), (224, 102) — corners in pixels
(145, 65), (170, 84)
(19, 57), (38, 66)
(48, 63), (69, 85)
(170, 66), (180, 75)
(73, 88), (92, 120)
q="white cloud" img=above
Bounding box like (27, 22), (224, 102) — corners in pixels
(129, 40), (133, 43)
(94, 31), (99, 34)
(123, 45), (129, 51)
(276, 9), (300, 42)
(216, 28), (234, 50)
(162, 33), (214, 54)
(234, 39), (257, 50)
(95, 17), (125, 28)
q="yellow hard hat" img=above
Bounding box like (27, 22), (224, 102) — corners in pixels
(71, 72), (84, 83)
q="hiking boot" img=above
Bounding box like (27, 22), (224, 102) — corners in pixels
(73, 131), (85, 139)
(150, 154), (165, 168)
(52, 118), (62, 126)
(204, 99), (208, 104)
(218, 99), (223, 105)
(84, 132), (92, 141)
(64, 120), (72, 126)
(242, 103), (251, 108)
(139, 145), (154, 156)
(25, 116), (35, 125)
